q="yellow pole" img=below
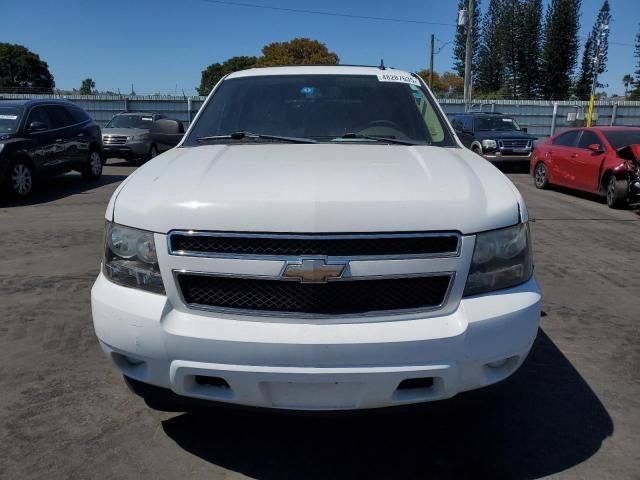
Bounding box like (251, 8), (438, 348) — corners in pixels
(586, 93), (595, 127)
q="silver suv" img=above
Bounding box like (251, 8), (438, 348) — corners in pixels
(102, 113), (166, 162)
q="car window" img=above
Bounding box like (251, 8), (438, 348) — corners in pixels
(0, 106), (23, 134)
(462, 116), (473, 131)
(26, 106), (54, 130)
(552, 130), (579, 147)
(602, 130), (640, 149)
(185, 74), (456, 146)
(577, 131), (601, 149)
(66, 105), (90, 124)
(474, 116), (522, 131)
(47, 106), (75, 128)
(451, 117), (462, 130)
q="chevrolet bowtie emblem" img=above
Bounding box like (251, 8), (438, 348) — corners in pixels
(282, 259), (347, 283)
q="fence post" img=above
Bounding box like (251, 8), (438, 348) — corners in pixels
(550, 102), (558, 136)
(490, 103), (495, 112)
(187, 97), (192, 125)
(124, 97), (129, 113)
(610, 103), (618, 126)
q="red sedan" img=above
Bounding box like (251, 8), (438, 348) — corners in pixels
(531, 127), (640, 208)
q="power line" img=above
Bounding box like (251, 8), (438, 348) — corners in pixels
(198, 0), (457, 27)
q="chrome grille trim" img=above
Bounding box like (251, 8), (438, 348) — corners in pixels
(102, 135), (128, 145)
(167, 231), (462, 260)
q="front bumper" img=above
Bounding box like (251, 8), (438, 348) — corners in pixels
(482, 152), (532, 163)
(103, 141), (149, 158)
(92, 273), (542, 411)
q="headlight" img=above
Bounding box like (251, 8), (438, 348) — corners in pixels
(463, 223), (533, 296)
(103, 221), (165, 294)
(0, 143), (5, 153)
(128, 133), (149, 142)
(481, 139), (497, 150)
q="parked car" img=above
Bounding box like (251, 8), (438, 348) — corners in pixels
(102, 112), (166, 162)
(531, 126), (640, 208)
(0, 99), (102, 198)
(92, 66), (541, 412)
(451, 112), (537, 165)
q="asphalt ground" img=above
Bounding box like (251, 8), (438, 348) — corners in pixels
(1, 160), (638, 479)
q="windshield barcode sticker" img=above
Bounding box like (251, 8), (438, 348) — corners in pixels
(377, 73), (420, 85)
(0, 115), (18, 120)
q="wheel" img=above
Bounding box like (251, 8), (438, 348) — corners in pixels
(83, 150), (103, 179)
(606, 174), (628, 209)
(534, 162), (549, 189)
(147, 144), (158, 161)
(471, 146), (483, 157)
(8, 159), (34, 197)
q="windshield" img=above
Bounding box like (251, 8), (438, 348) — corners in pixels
(475, 116), (522, 131)
(0, 106), (23, 134)
(106, 114), (153, 129)
(185, 74), (455, 146)
(603, 130), (640, 150)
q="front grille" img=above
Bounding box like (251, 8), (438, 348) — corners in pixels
(169, 232), (460, 258)
(177, 273), (452, 316)
(499, 139), (530, 149)
(103, 135), (128, 145)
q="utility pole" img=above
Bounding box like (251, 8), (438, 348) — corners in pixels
(463, 0), (474, 110)
(587, 19), (609, 127)
(429, 33), (435, 89)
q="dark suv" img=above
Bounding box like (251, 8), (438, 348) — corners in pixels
(0, 99), (102, 197)
(450, 112), (537, 164)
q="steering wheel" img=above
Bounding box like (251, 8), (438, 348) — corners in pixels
(361, 119), (404, 132)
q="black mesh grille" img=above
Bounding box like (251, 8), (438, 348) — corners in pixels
(178, 274), (451, 315)
(170, 233), (459, 257)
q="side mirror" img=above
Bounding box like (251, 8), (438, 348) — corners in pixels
(27, 121), (48, 133)
(521, 127), (528, 133)
(588, 143), (602, 153)
(150, 119), (185, 146)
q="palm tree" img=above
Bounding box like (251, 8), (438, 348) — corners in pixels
(623, 74), (633, 97)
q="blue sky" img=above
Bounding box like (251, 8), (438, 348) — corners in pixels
(3, 0), (638, 95)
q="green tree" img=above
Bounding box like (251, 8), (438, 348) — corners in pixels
(476, 0), (505, 94)
(453, 0), (482, 81)
(516, 0), (543, 98)
(197, 56), (257, 96)
(631, 25), (640, 99)
(417, 70), (464, 97)
(79, 78), (95, 95)
(255, 38), (339, 67)
(622, 74), (633, 97)
(540, 0), (582, 99)
(575, 0), (611, 98)
(0, 43), (54, 93)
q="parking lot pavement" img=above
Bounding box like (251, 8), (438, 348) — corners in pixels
(0, 162), (638, 479)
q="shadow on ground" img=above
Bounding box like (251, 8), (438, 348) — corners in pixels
(0, 173), (126, 207)
(161, 329), (612, 479)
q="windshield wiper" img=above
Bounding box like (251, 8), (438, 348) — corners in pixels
(197, 131), (316, 144)
(338, 133), (425, 146)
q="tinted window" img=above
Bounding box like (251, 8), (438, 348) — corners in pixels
(67, 105), (90, 123)
(26, 106), (55, 130)
(474, 116), (522, 131)
(577, 131), (601, 149)
(106, 114), (154, 129)
(47, 106), (75, 128)
(602, 130), (640, 150)
(451, 117), (462, 130)
(462, 116), (473, 131)
(552, 130), (579, 147)
(0, 106), (23, 134)
(185, 74), (455, 146)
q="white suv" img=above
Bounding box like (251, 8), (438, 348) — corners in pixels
(91, 66), (541, 411)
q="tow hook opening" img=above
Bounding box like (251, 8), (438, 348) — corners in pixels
(397, 377), (434, 390)
(195, 375), (230, 389)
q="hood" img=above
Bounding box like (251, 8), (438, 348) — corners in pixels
(112, 144), (521, 234)
(476, 130), (537, 141)
(102, 127), (148, 136)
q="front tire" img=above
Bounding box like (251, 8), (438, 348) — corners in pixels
(606, 175), (628, 209)
(534, 162), (549, 189)
(147, 144), (158, 161)
(83, 150), (103, 180)
(8, 159), (35, 198)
